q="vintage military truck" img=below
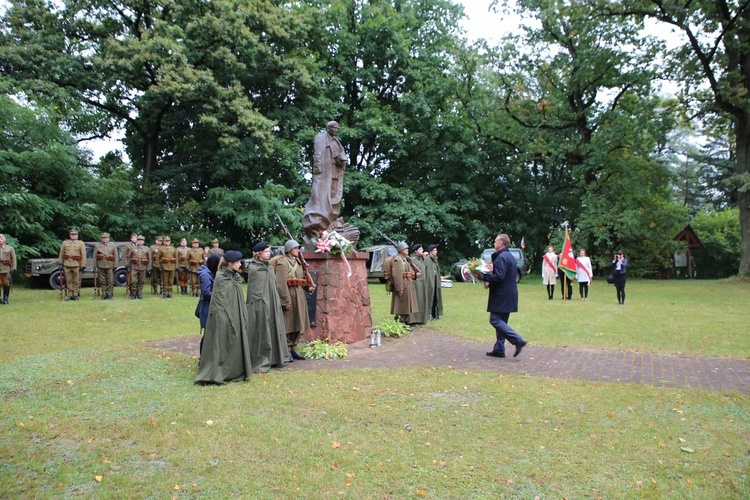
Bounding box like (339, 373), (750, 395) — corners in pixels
(25, 242), (131, 290)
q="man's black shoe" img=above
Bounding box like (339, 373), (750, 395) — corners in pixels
(291, 350), (306, 360)
(486, 351), (505, 358)
(514, 340), (528, 357)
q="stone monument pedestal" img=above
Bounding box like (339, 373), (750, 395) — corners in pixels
(302, 251), (372, 344)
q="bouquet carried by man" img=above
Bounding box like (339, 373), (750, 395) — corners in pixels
(461, 258), (492, 284)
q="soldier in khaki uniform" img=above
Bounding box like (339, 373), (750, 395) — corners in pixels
(121, 232), (138, 298)
(128, 235), (151, 299)
(186, 238), (205, 297)
(390, 241), (419, 323)
(176, 237), (190, 295)
(157, 235), (178, 298)
(58, 228), (87, 301)
(149, 235), (163, 295)
(273, 240), (315, 362)
(207, 238), (224, 257)
(94, 232), (118, 299)
(0, 233), (17, 305)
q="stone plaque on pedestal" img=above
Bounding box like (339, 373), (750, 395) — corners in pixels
(302, 251), (372, 344)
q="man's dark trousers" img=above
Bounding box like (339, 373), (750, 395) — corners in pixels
(490, 312), (524, 355)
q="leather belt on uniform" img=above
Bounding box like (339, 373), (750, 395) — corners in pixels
(286, 278), (307, 287)
(403, 272), (416, 279)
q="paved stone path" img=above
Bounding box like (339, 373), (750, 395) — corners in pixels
(148, 327), (750, 394)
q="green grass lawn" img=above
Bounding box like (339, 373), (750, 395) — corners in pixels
(1, 280), (749, 497)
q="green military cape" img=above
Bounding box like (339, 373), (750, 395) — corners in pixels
(423, 255), (444, 320)
(246, 258), (290, 372)
(195, 268), (252, 384)
(407, 253), (429, 324)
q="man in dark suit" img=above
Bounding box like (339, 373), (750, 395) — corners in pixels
(474, 233), (528, 358)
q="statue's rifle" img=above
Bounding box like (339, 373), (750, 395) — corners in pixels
(275, 212), (315, 291)
(375, 229), (421, 277)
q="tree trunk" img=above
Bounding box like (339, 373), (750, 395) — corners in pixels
(736, 112), (750, 275)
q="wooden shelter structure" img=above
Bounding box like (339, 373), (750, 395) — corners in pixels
(674, 224), (705, 278)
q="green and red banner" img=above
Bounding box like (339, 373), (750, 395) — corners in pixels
(558, 228), (576, 279)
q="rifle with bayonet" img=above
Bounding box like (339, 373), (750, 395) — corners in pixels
(93, 267), (100, 298)
(275, 212), (315, 291)
(375, 228), (421, 277)
(58, 264), (66, 301)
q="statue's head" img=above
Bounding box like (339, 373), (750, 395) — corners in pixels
(326, 121), (339, 135)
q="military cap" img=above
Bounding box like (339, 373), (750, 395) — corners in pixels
(211, 238), (219, 244)
(253, 241), (270, 252)
(163, 235), (171, 242)
(411, 243), (423, 252)
(396, 241), (409, 252)
(68, 228), (79, 235)
(136, 235), (145, 240)
(224, 250), (243, 263)
(101, 232), (110, 238)
(156, 235), (163, 241)
(191, 238), (200, 244)
(426, 244), (437, 252)
(284, 239), (300, 254)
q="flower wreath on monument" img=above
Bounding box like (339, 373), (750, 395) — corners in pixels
(313, 230), (354, 277)
(461, 258), (492, 284)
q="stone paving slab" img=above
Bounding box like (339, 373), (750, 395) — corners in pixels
(147, 327), (750, 394)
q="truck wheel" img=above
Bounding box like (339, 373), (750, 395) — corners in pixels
(49, 270), (64, 290)
(114, 268), (128, 287)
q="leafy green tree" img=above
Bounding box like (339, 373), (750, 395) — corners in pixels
(691, 207), (741, 278)
(479, 0), (685, 274)
(0, 94), (98, 258)
(591, 0), (750, 274)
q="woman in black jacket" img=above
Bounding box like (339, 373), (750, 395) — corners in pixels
(612, 250), (628, 305)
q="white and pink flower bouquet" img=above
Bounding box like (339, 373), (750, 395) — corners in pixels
(461, 258), (493, 283)
(313, 230), (354, 277)
(314, 230), (353, 255)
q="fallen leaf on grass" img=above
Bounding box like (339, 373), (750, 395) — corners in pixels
(417, 490), (427, 497)
(205, 420), (214, 426)
(147, 416), (157, 428)
(332, 442), (341, 448)
(345, 481), (353, 487)
(678, 437), (686, 443)
(331, 463), (339, 470)
(681, 447), (695, 453)
(174, 485), (180, 490)
(95, 475), (103, 482)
